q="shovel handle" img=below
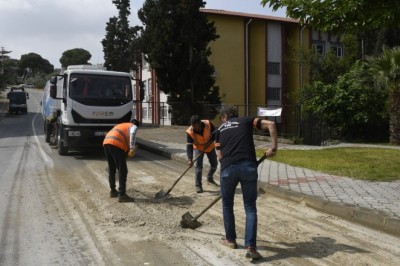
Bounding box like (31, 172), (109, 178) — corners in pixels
(257, 154), (267, 164)
(192, 194), (222, 221)
(165, 150), (204, 193)
(191, 154), (268, 221)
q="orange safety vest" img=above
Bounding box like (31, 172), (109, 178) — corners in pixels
(186, 120), (215, 153)
(103, 123), (133, 152)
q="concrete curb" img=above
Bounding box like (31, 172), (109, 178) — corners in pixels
(258, 183), (400, 237)
(137, 139), (187, 164)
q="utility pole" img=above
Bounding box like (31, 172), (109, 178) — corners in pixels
(1, 47), (12, 75)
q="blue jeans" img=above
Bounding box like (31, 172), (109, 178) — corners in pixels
(220, 160), (258, 248)
(194, 149), (218, 187)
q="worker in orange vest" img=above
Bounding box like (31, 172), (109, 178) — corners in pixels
(103, 119), (139, 202)
(186, 115), (219, 193)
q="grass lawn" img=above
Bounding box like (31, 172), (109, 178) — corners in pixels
(257, 147), (400, 181)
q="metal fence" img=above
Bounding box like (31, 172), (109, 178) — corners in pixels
(137, 101), (329, 145)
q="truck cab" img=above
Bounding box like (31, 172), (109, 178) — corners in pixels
(49, 65), (134, 155)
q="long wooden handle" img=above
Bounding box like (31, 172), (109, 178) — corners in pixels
(166, 151), (204, 193)
(192, 154), (268, 221)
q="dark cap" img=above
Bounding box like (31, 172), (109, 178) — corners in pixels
(189, 115), (201, 125)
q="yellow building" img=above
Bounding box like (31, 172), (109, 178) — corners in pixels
(201, 9), (308, 135)
(137, 9), (342, 138)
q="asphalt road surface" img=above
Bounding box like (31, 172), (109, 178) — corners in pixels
(0, 88), (399, 265)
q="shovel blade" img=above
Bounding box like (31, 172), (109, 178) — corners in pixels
(155, 189), (167, 199)
(180, 212), (202, 229)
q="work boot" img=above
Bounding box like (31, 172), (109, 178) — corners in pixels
(196, 186), (203, 193)
(118, 194), (134, 202)
(110, 189), (119, 198)
(245, 247), (262, 259)
(221, 238), (237, 249)
(207, 179), (219, 186)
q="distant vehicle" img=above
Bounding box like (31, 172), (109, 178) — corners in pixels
(24, 83), (35, 88)
(7, 87), (29, 114)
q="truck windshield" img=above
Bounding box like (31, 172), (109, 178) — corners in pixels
(69, 74), (132, 105)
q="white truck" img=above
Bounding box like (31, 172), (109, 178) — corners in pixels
(48, 65), (135, 155)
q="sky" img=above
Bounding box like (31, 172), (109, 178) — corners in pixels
(0, 0), (286, 69)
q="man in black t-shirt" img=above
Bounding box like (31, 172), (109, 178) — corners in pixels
(215, 105), (277, 260)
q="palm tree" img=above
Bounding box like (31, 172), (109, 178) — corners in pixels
(368, 46), (400, 145)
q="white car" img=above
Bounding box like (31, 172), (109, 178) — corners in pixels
(24, 83), (35, 88)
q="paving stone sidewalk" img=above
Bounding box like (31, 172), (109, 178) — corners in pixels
(136, 126), (400, 237)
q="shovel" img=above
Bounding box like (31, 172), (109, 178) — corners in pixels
(155, 133), (216, 199)
(180, 154), (267, 229)
(155, 151), (204, 199)
(181, 194), (222, 229)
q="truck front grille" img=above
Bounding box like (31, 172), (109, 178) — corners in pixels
(71, 110), (132, 124)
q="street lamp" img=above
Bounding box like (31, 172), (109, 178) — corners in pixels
(1, 47), (12, 75)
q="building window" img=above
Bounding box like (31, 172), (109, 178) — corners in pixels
(330, 43), (343, 57)
(147, 78), (152, 98)
(312, 41), (325, 55)
(267, 87), (281, 101)
(142, 107), (148, 119)
(267, 62), (280, 75)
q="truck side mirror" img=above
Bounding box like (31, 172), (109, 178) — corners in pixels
(26, 93), (29, 99)
(50, 84), (57, 98)
(50, 76), (58, 85)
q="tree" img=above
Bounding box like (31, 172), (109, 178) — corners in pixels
(261, 0), (400, 34)
(138, 0), (221, 124)
(17, 53), (54, 87)
(368, 46), (400, 144)
(18, 53), (54, 75)
(262, 0), (400, 61)
(59, 48), (92, 68)
(310, 52), (350, 84)
(102, 0), (141, 72)
(302, 62), (388, 142)
(14, 53), (54, 87)
(263, 0), (400, 144)
(0, 58), (19, 87)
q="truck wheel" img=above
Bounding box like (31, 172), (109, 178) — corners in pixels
(44, 120), (51, 143)
(57, 124), (68, 156)
(49, 122), (57, 146)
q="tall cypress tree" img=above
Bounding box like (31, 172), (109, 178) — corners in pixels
(138, 0), (220, 124)
(102, 0), (141, 72)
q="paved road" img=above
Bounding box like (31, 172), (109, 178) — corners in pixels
(135, 125), (400, 237)
(1, 88), (399, 237)
(0, 88), (107, 265)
